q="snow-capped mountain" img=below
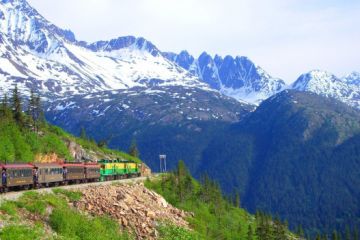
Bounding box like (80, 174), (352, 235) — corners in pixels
(0, 0), (359, 110)
(344, 72), (360, 86)
(292, 70), (360, 109)
(163, 51), (286, 104)
(0, 0), (207, 97)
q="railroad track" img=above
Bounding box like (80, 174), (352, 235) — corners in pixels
(0, 176), (149, 203)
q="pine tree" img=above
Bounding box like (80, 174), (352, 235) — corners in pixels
(331, 230), (338, 240)
(345, 225), (351, 240)
(233, 191), (241, 208)
(296, 225), (304, 238)
(26, 89), (35, 130)
(128, 138), (139, 158)
(256, 212), (266, 240)
(80, 126), (87, 140)
(247, 225), (254, 240)
(34, 94), (45, 131)
(273, 216), (287, 240)
(353, 226), (359, 240)
(35, 95), (44, 121)
(11, 85), (24, 127)
(177, 160), (190, 202)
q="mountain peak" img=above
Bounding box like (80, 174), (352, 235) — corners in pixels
(86, 36), (160, 56)
(164, 51), (285, 104)
(291, 70), (360, 109)
(292, 70), (338, 90)
(343, 71), (360, 85)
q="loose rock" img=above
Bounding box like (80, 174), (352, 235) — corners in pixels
(75, 183), (191, 239)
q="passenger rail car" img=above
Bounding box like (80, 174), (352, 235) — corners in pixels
(0, 159), (141, 193)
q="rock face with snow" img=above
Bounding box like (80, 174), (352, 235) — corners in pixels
(292, 70), (360, 109)
(164, 51), (286, 104)
(0, 0), (359, 110)
(0, 0), (206, 97)
(344, 72), (360, 86)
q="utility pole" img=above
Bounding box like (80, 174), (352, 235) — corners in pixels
(159, 154), (167, 173)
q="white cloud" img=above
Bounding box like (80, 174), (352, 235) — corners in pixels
(28, 0), (360, 82)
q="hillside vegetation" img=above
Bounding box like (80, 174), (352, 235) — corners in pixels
(0, 87), (140, 163)
(145, 161), (300, 240)
(0, 189), (132, 240)
(200, 90), (360, 237)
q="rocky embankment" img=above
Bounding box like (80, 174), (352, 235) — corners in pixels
(74, 183), (191, 239)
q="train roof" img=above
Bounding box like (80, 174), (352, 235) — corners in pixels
(1, 163), (34, 169)
(61, 163), (85, 167)
(84, 163), (100, 168)
(98, 159), (136, 163)
(32, 163), (63, 168)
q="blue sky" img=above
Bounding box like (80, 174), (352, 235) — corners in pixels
(28, 0), (360, 82)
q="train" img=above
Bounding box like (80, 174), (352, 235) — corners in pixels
(0, 159), (141, 193)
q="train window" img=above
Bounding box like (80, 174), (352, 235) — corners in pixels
(68, 167), (83, 173)
(49, 168), (63, 175)
(8, 169), (32, 178)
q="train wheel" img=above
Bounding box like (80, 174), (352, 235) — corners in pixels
(4, 187), (8, 193)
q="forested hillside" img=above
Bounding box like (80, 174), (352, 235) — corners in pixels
(200, 90), (360, 237)
(0, 86), (139, 164)
(145, 161), (301, 240)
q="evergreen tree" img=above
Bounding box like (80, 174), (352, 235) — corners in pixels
(80, 126), (87, 140)
(247, 225), (254, 240)
(176, 160), (192, 202)
(128, 138), (139, 158)
(256, 212), (266, 240)
(353, 226), (359, 240)
(0, 94), (12, 118)
(273, 216), (287, 240)
(345, 226), (351, 240)
(331, 230), (338, 240)
(296, 225), (305, 238)
(34, 94), (45, 131)
(26, 89), (35, 130)
(233, 191), (241, 208)
(11, 85), (24, 127)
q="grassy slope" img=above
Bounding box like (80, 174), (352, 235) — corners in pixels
(0, 190), (132, 240)
(0, 117), (140, 164)
(0, 189), (199, 240)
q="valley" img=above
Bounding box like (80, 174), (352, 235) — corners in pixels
(0, 0), (359, 238)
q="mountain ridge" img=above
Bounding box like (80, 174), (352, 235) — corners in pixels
(0, 0), (359, 110)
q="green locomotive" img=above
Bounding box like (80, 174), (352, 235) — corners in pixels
(98, 159), (141, 181)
